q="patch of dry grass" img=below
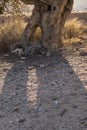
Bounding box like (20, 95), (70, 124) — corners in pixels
(0, 16), (86, 53)
(0, 15), (26, 52)
(63, 18), (86, 45)
(33, 18), (86, 45)
(33, 27), (41, 42)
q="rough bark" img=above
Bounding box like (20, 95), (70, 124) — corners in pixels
(0, 0), (9, 14)
(21, 0), (74, 52)
(0, 1), (5, 14)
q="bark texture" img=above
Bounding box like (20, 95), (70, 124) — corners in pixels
(21, 0), (74, 52)
(0, 0), (9, 14)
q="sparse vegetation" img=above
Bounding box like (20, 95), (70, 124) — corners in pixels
(63, 18), (86, 45)
(0, 15), (26, 52)
(33, 18), (87, 45)
(0, 16), (86, 53)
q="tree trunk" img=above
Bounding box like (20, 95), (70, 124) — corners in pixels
(21, 0), (74, 52)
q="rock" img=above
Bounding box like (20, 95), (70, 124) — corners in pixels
(39, 64), (45, 68)
(13, 107), (19, 112)
(17, 118), (26, 123)
(69, 70), (74, 74)
(60, 109), (67, 117)
(72, 105), (78, 109)
(11, 48), (24, 56)
(46, 52), (51, 57)
(20, 57), (26, 60)
(80, 117), (87, 123)
(51, 82), (57, 86)
(8, 120), (13, 124)
(54, 100), (59, 105)
(2, 68), (9, 72)
(4, 54), (9, 57)
(0, 114), (4, 118)
(79, 48), (87, 56)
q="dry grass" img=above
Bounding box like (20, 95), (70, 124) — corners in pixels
(33, 27), (42, 42)
(63, 18), (86, 45)
(0, 16), (86, 53)
(33, 18), (86, 45)
(0, 15), (26, 52)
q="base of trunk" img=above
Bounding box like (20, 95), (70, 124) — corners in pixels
(21, 0), (74, 54)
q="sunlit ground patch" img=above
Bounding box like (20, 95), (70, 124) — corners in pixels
(26, 68), (39, 105)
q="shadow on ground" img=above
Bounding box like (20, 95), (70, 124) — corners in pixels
(0, 53), (87, 130)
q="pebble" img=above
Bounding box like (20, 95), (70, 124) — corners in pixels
(46, 52), (51, 57)
(80, 117), (87, 121)
(69, 70), (74, 74)
(72, 105), (78, 109)
(20, 57), (26, 60)
(54, 100), (59, 105)
(13, 107), (19, 112)
(51, 82), (57, 86)
(39, 64), (45, 68)
(8, 120), (13, 124)
(28, 66), (35, 70)
(4, 54), (9, 57)
(60, 109), (67, 117)
(0, 114), (3, 118)
(17, 118), (26, 123)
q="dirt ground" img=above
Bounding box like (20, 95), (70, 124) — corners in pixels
(0, 47), (87, 130)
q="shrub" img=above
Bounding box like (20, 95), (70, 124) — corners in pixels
(63, 18), (85, 44)
(0, 15), (26, 53)
(0, 16), (86, 53)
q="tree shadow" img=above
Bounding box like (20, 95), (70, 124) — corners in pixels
(0, 53), (87, 130)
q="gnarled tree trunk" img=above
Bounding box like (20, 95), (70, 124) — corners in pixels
(21, 0), (74, 52)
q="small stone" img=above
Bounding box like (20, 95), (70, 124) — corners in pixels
(11, 48), (23, 56)
(62, 83), (65, 86)
(20, 57), (26, 60)
(46, 52), (51, 57)
(80, 117), (87, 126)
(39, 64), (45, 68)
(0, 114), (3, 118)
(17, 118), (26, 123)
(69, 70), (74, 74)
(8, 120), (13, 124)
(72, 105), (78, 109)
(76, 122), (79, 126)
(84, 96), (87, 99)
(2, 68), (9, 72)
(13, 107), (19, 112)
(51, 82), (57, 86)
(52, 97), (58, 100)
(54, 100), (59, 105)
(4, 54), (9, 57)
(11, 92), (16, 96)
(80, 117), (87, 121)
(79, 48), (87, 56)
(67, 90), (70, 93)
(60, 109), (67, 117)
(28, 66), (34, 70)
(40, 51), (45, 55)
